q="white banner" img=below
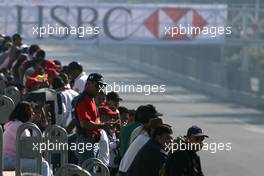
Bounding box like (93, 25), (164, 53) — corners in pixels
(0, 3), (229, 44)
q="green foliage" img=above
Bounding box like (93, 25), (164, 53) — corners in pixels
(225, 52), (241, 68)
(225, 45), (264, 75)
(250, 46), (264, 75)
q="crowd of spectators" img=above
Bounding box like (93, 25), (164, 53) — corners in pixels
(0, 33), (209, 176)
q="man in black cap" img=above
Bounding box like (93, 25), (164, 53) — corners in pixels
(163, 125), (208, 176)
(74, 73), (109, 165)
(129, 104), (163, 144)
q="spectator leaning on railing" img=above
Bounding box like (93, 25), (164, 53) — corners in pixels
(127, 124), (173, 176)
(119, 106), (142, 158)
(161, 125), (209, 176)
(74, 73), (110, 165)
(118, 117), (163, 175)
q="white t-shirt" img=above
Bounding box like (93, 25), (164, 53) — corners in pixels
(97, 129), (110, 166)
(73, 72), (88, 93)
(129, 124), (144, 144)
(55, 92), (67, 127)
(61, 89), (79, 127)
(119, 131), (150, 172)
(108, 132), (119, 168)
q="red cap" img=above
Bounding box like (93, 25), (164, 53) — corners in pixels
(99, 105), (119, 117)
(45, 59), (60, 69)
(25, 77), (43, 90)
(46, 68), (59, 77)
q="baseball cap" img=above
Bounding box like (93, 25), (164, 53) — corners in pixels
(137, 104), (163, 123)
(187, 125), (209, 138)
(106, 91), (123, 102)
(87, 73), (107, 85)
(68, 61), (82, 72)
(45, 60), (60, 69)
(144, 104), (163, 117)
(21, 44), (29, 53)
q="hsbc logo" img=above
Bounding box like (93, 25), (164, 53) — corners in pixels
(143, 7), (230, 40)
(3, 4), (229, 42)
(144, 8), (208, 40)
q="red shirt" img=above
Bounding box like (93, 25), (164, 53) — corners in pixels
(75, 93), (100, 137)
(98, 103), (119, 117)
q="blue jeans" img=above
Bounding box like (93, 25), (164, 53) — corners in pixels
(74, 134), (98, 165)
(3, 156), (52, 176)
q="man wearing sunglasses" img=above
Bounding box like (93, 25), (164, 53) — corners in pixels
(74, 73), (109, 165)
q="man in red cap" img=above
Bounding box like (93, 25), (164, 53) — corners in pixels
(98, 91), (123, 139)
(99, 91), (122, 116)
(98, 98), (122, 175)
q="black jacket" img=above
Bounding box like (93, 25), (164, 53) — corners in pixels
(164, 137), (204, 176)
(127, 139), (168, 176)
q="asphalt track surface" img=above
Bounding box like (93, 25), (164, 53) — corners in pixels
(42, 42), (263, 176)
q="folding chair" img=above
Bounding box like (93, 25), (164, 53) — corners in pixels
(0, 125), (3, 176)
(43, 125), (68, 171)
(0, 95), (15, 124)
(81, 158), (103, 167)
(55, 164), (91, 176)
(4, 86), (21, 105)
(16, 122), (43, 176)
(82, 158), (110, 176)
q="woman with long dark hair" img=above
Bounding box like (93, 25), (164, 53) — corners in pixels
(3, 101), (52, 176)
